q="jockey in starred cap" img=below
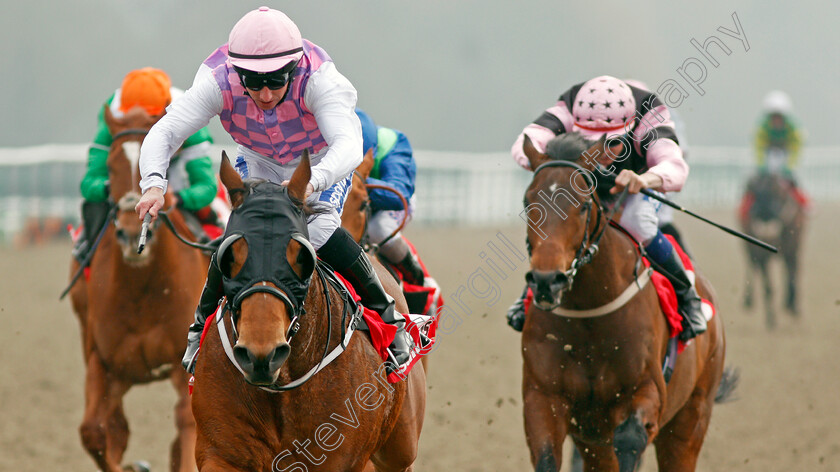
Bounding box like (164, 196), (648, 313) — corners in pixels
(507, 75), (707, 341)
(135, 6), (414, 374)
(354, 108), (425, 285)
(75, 67), (216, 262)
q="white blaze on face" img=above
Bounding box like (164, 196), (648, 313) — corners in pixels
(122, 141), (142, 181)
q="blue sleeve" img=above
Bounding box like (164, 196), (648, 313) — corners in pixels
(367, 131), (416, 211)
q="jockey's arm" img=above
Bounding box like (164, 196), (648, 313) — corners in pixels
(304, 62), (363, 193)
(81, 95), (118, 202)
(180, 156), (216, 211)
(177, 130), (217, 211)
(367, 131), (416, 211)
(137, 75), (222, 219)
(511, 102), (575, 170)
(754, 127), (769, 166)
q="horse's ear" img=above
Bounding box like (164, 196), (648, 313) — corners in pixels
(523, 135), (549, 171)
(579, 134), (608, 170)
(357, 148), (375, 180)
(287, 149), (311, 203)
(103, 104), (118, 135)
(220, 151), (245, 208)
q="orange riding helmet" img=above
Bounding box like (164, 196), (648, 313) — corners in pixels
(119, 67), (172, 115)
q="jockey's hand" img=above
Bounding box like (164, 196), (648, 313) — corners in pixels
(610, 170), (662, 194)
(280, 180), (315, 200)
(136, 187), (165, 221)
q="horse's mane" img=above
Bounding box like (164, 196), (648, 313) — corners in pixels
(241, 178), (329, 217)
(544, 132), (592, 162)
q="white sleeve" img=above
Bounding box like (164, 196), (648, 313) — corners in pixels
(303, 62), (362, 192)
(139, 73), (223, 194)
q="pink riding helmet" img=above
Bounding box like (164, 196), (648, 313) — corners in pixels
(228, 6), (304, 73)
(571, 75), (637, 138)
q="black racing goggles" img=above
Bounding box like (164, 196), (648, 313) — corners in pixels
(234, 61), (298, 91)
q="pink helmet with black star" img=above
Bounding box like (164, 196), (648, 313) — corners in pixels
(571, 75), (636, 138)
(228, 6), (303, 73)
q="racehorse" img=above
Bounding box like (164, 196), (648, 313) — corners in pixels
(189, 151), (426, 471)
(519, 133), (733, 471)
(67, 106), (208, 472)
(740, 171), (806, 329)
(342, 149), (376, 245)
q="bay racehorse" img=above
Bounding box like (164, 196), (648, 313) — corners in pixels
(739, 170), (806, 329)
(520, 133), (733, 471)
(190, 151), (426, 471)
(67, 106), (208, 472)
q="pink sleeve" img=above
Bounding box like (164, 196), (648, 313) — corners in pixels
(511, 124), (556, 170)
(645, 138), (688, 192)
(511, 102), (575, 170)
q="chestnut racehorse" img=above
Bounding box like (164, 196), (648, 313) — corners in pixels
(520, 134), (732, 471)
(190, 151), (425, 471)
(67, 106), (208, 472)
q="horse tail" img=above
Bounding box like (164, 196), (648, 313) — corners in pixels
(714, 365), (740, 404)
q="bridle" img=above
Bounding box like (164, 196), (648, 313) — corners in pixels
(528, 160), (629, 288)
(352, 170), (410, 253)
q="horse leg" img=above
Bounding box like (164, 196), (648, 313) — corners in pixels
(370, 366), (425, 472)
(782, 246), (800, 316)
(653, 389), (715, 471)
(522, 374), (569, 471)
(573, 440), (620, 471)
(742, 254), (754, 310)
(613, 380), (661, 472)
(758, 260), (776, 330)
(169, 369), (197, 472)
(79, 353), (130, 472)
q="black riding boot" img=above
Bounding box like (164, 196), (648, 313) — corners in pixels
(319, 228), (412, 369)
(506, 285), (529, 332)
(393, 251), (426, 286)
(182, 254), (224, 373)
(655, 250), (707, 341)
(73, 200), (111, 262)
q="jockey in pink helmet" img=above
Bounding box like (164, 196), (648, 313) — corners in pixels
(135, 7), (413, 373)
(508, 75), (707, 341)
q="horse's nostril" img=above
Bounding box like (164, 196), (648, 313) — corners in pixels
(232, 345), (255, 373)
(268, 343), (291, 372)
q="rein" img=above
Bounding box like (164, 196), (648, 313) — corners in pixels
(111, 128), (149, 141)
(217, 263), (364, 392)
(529, 160), (649, 318)
(353, 170), (410, 252)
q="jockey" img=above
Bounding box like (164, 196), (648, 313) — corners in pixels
(354, 108), (425, 285)
(506, 75), (707, 341)
(755, 91), (803, 175)
(134, 7), (412, 373)
(747, 90), (809, 208)
(76, 67), (216, 260)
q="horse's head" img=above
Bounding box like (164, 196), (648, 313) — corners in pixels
(522, 133), (623, 309)
(103, 105), (165, 263)
(216, 150), (317, 386)
(342, 148), (375, 244)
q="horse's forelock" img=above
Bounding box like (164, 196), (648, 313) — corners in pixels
(544, 132), (592, 162)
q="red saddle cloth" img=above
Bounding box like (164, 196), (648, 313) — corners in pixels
(523, 235), (714, 352)
(334, 271), (439, 383)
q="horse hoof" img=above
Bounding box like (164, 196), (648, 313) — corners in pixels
(123, 461), (151, 472)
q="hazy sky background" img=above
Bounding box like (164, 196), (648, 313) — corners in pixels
(1, 1), (836, 153)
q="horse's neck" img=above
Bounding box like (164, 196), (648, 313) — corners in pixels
(562, 225), (639, 308)
(284, 269), (340, 373)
